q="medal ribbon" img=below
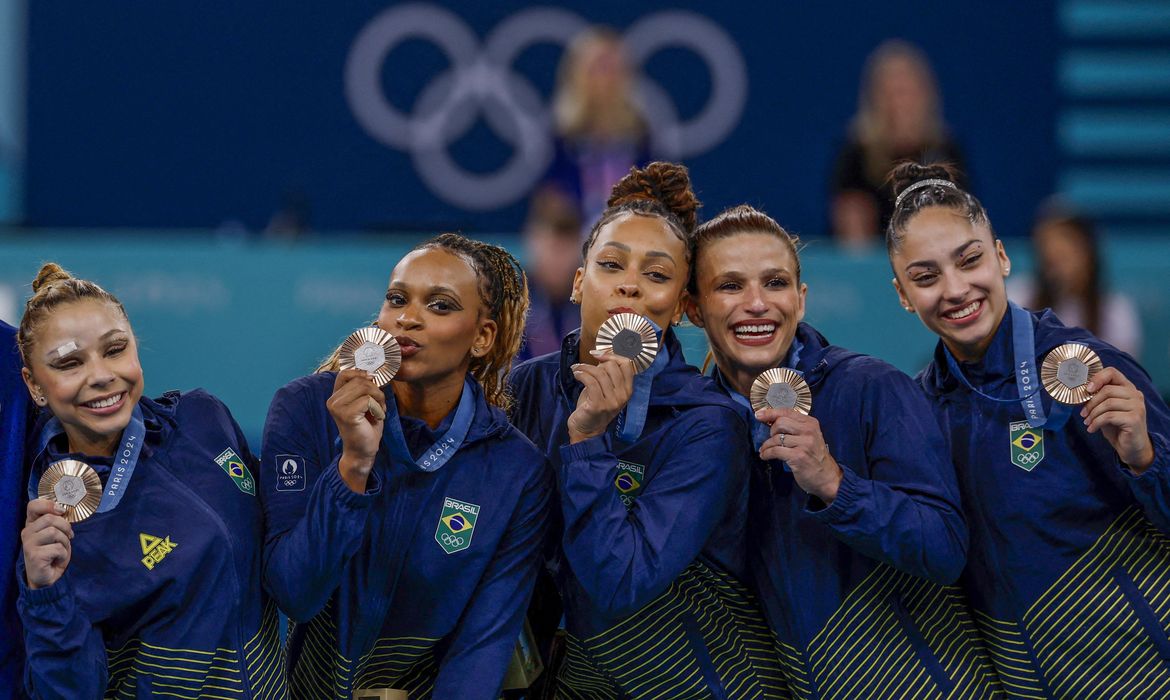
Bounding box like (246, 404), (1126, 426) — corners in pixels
(381, 378), (476, 472)
(29, 404), (147, 513)
(613, 320), (669, 444)
(943, 302), (1072, 430)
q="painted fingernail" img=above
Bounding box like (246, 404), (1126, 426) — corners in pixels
(53, 504), (65, 514)
(589, 349), (606, 357)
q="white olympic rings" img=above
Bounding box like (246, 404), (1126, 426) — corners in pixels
(344, 3), (748, 210)
(440, 532), (465, 546)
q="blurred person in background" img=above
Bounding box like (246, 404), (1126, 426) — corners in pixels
(518, 189), (583, 363)
(830, 39), (967, 251)
(1025, 203), (1142, 358)
(541, 27), (651, 232)
(2, 319), (30, 700)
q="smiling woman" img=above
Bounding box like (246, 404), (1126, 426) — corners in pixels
(14, 263), (286, 699)
(688, 204), (999, 699)
(890, 161), (1170, 698)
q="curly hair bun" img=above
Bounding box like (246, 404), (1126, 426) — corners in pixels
(31, 263), (73, 294)
(608, 161), (700, 233)
(889, 161), (960, 199)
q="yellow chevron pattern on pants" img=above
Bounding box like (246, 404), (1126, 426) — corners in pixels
(555, 561), (791, 699)
(978, 507), (1170, 700)
(104, 601), (287, 699)
(779, 566), (1002, 700)
(287, 599), (440, 700)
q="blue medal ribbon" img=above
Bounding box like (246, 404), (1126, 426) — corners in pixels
(943, 302), (1072, 431)
(29, 404), (147, 513)
(613, 320), (669, 444)
(725, 337), (805, 470)
(381, 378), (476, 472)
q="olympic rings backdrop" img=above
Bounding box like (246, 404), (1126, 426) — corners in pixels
(22, 1), (1058, 238)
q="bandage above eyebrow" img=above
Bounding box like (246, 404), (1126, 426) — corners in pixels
(46, 340), (80, 361)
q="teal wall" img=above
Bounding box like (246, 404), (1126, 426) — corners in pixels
(2, 231), (1167, 446)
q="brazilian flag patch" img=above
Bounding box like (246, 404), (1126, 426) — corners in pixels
(614, 460), (646, 507)
(436, 497), (479, 554)
(1009, 421), (1045, 472)
(214, 447), (256, 495)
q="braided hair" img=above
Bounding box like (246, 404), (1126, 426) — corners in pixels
(582, 161), (701, 263)
(416, 233), (529, 410)
(317, 234), (529, 411)
(18, 263), (130, 366)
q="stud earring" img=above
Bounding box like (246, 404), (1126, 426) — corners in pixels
(35, 395), (46, 405)
(569, 293), (580, 305)
(904, 306), (915, 313)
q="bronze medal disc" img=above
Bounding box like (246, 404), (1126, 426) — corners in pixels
(750, 367), (812, 416)
(595, 313), (660, 373)
(38, 459), (103, 523)
(1041, 343), (1103, 404)
(339, 327), (402, 386)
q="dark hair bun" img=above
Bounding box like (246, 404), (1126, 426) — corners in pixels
(608, 161), (700, 233)
(31, 262), (73, 294)
(889, 161), (961, 198)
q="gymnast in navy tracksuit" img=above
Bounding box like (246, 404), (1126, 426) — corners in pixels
(261, 234), (550, 699)
(15, 264), (285, 699)
(2, 320), (31, 698)
(889, 163), (1170, 698)
(509, 163), (787, 699)
(686, 205), (1001, 699)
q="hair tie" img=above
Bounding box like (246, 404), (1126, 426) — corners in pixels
(894, 178), (958, 209)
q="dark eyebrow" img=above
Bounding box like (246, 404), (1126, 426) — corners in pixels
(644, 250), (676, 264)
(388, 282), (462, 298)
(904, 239), (982, 272)
(599, 241), (631, 253)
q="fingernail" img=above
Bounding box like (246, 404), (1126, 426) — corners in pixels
(1085, 382), (1095, 392)
(589, 349), (606, 357)
(53, 504), (65, 514)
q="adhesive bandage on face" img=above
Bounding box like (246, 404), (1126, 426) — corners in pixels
(46, 340), (80, 361)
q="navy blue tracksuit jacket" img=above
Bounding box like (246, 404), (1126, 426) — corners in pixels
(261, 373), (550, 700)
(509, 328), (788, 699)
(1, 321), (29, 700)
(921, 308), (1170, 698)
(18, 391), (286, 699)
(719, 323), (1000, 699)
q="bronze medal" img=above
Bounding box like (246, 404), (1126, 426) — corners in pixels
(750, 367), (812, 415)
(38, 459), (103, 523)
(339, 327), (402, 387)
(1041, 343), (1102, 404)
(595, 313), (660, 373)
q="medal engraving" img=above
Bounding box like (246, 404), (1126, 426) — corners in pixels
(595, 313), (660, 373)
(750, 368), (812, 416)
(611, 329), (644, 360)
(765, 383), (798, 410)
(38, 460), (103, 523)
(354, 342), (386, 372)
(1056, 358), (1089, 389)
(1041, 343), (1103, 404)
(53, 475), (86, 507)
(339, 327), (402, 386)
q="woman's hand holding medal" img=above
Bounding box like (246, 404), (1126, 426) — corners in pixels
(568, 350), (637, 444)
(756, 407), (843, 503)
(328, 369), (388, 492)
(21, 499), (74, 590)
(1082, 366), (1155, 473)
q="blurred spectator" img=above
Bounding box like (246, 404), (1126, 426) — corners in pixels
(264, 190), (313, 240)
(830, 39), (967, 250)
(1017, 203), (1142, 358)
(542, 27), (650, 232)
(516, 188), (582, 363)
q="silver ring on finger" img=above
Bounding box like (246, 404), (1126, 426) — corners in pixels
(779, 433), (787, 448)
